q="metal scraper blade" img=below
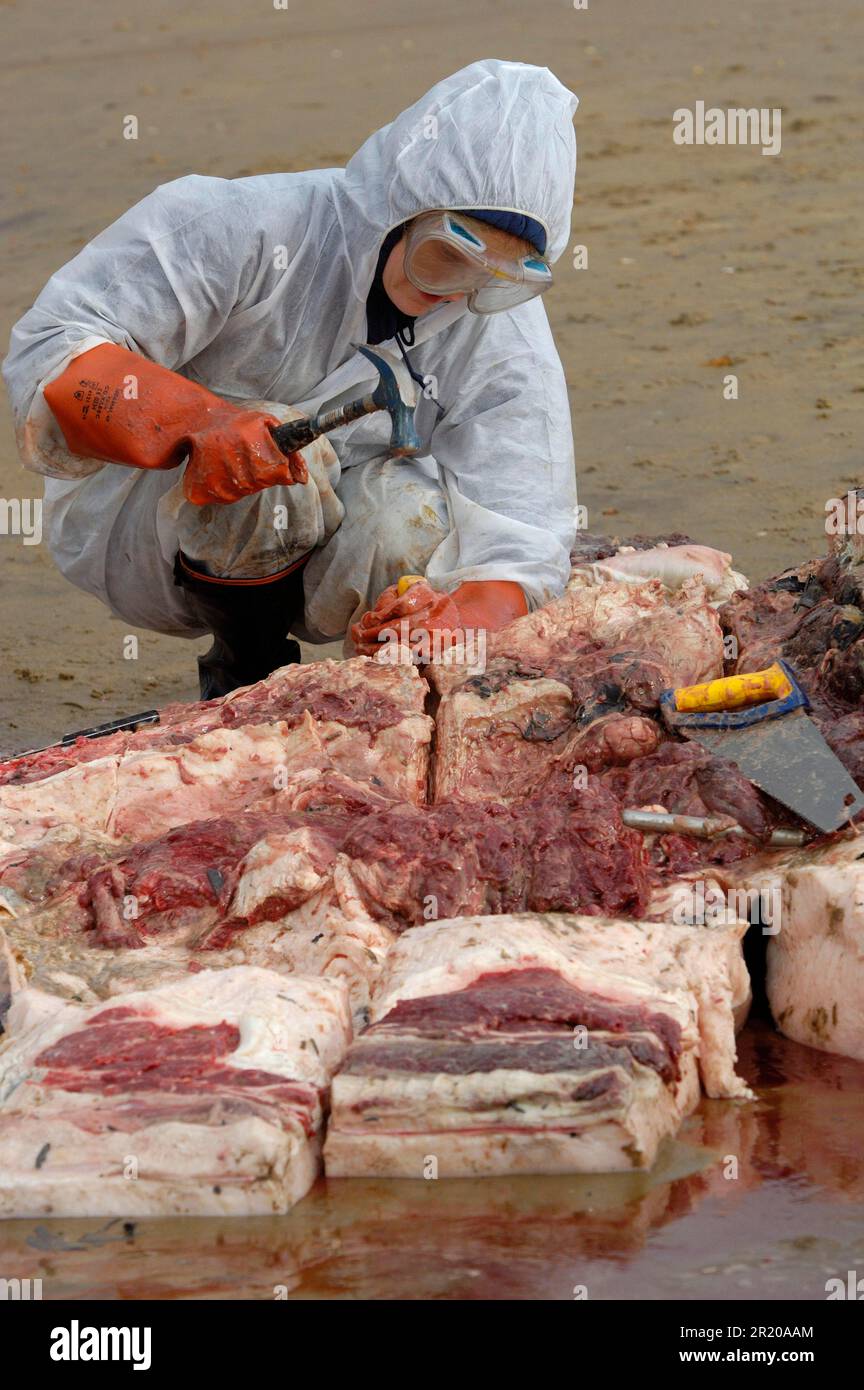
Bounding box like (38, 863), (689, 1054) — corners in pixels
(688, 706), (864, 834)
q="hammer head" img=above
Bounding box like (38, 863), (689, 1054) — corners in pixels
(358, 344), (421, 457)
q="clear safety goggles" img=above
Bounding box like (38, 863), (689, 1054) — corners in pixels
(403, 211), (553, 314)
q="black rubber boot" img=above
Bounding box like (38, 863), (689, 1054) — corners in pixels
(174, 551), (305, 700)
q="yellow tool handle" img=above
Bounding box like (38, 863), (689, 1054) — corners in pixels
(675, 662), (793, 713)
(396, 574), (425, 597)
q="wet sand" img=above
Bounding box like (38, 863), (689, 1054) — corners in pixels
(1, 0), (862, 751)
(2, 1021), (862, 1301)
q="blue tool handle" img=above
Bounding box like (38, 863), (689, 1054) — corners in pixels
(660, 659), (810, 731)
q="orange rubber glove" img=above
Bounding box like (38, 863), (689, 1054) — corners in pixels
(43, 343), (308, 505)
(446, 580), (528, 631)
(351, 578), (527, 657)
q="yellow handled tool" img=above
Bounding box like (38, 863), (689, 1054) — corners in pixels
(660, 658), (864, 833)
(674, 662), (793, 714)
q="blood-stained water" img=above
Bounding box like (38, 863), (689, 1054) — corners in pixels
(1, 1021), (862, 1300)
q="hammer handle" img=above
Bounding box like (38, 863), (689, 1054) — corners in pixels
(270, 395), (376, 457)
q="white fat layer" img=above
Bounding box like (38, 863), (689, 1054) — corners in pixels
(0, 967), (352, 1102)
(369, 913), (751, 1099)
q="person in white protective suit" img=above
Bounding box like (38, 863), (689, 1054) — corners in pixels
(3, 59), (579, 698)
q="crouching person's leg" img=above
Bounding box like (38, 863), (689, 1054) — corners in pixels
(74, 465), (313, 698)
(170, 407), (343, 696)
(302, 456), (450, 651)
(173, 552), (309, 699)
(44, 466), (212, 639)
(44, 402), (343, 699)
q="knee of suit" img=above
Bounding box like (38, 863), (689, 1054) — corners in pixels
(351, 481), (450, 584)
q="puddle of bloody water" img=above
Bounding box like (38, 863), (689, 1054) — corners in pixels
(1, 1020), (862, 1300)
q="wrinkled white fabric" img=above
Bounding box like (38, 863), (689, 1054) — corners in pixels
(303, 455), (450, 644)
(48, 451), (451, 640)
(3, 59), (579, 619)
(160, 401), (344, 580)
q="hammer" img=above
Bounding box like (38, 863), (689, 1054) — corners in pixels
(269, 345), (421, 459)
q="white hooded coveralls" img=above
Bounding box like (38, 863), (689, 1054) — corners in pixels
(3, 60), (579, 642)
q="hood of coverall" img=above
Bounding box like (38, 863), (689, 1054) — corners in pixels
(335, 59), (579, 308)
